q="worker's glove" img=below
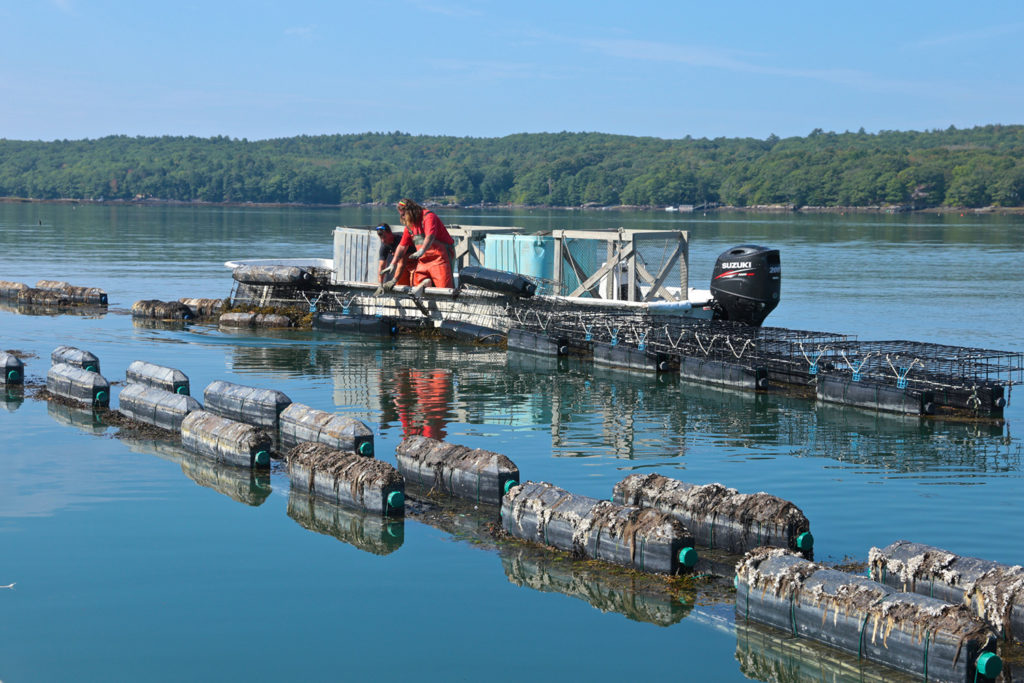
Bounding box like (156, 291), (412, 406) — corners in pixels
(380, 263), (395, 278)
(382, 278), (397, 292)
(410, 249), (425, 260)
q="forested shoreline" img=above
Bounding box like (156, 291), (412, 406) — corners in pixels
(2, 125), (1023, 209)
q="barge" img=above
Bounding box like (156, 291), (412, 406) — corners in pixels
(222, 225), (1022, 422)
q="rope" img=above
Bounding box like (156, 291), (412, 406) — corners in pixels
(885, 355), (923, 388)
(967, 386), (982, 411)
(663, 325), (688, 349)
(857, 612), (870, 659)
(726, 337), (754, 359)
(839, 349), (874, 381)
(695, 333), (719, 357)
(789, 592), (798, 635)
(923, 631), (929, 681)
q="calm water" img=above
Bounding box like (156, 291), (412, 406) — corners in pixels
(1, 203), (1021, 682)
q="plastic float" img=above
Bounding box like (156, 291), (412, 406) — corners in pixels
(179, 410), (271, 469)
(735, 548), (1002, 683)
(612, 473), (813, 557)
(278, 402), (374, 455)
(286, 442), (404, 516)
(501, 480), (698, 575)
(395, 435), (519, 505)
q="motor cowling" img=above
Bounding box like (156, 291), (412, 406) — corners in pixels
(710, 245), (780, 326)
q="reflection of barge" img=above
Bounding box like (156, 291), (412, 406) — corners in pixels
(226, 225), (1021, 421)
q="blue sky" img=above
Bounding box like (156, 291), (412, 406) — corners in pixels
(2, 0), (1022, 141)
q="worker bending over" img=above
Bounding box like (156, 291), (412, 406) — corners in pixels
(382, 198), (455, 293)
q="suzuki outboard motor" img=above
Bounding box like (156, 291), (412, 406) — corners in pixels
(710, 245), (780, 326)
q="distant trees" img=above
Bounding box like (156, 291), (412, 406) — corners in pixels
(1, 126), (1023, 208)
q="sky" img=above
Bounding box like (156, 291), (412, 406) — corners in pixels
(1, 0), (1022, 142)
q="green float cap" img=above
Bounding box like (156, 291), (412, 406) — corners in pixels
(387, 490), (404, 509)
(357, 441), (374, 456)
(176, 385), (189, 395)
(733, 574), (739, 590)
(85, 364), (98, 373)
(679, 547), (698, 568)
(254, 450), (270, 467)
(503, 479), (518, 495)
(796, 532), (814, 552)
(93, 390), (107, 404)
(975, 652), (1002, 678)
(6, 369), (19, 381)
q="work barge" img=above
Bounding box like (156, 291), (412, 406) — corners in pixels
(222, 225), (1022, 423)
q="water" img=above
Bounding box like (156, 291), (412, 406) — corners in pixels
(1, 203), (1021, 682)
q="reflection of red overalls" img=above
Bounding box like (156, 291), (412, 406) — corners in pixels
(393, 368), (452, 440)
(400, 211), (454, 288)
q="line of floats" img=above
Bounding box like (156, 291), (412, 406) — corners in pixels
(4, 338), (1023, 681)
(2, 277), (1023, 681)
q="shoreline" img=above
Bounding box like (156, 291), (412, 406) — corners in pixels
(2, 196), (1023, 215)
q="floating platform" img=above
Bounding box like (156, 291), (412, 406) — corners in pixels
(221, 226), (1020, 423)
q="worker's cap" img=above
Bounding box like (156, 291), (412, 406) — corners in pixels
(375, 223), (391, 232)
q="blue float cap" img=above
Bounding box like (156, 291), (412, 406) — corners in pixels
(387, 490), (404, 509)
(796, 532), (814, 552)
(254, 450), (270, 467)
(357, 441), (374, 456)
(976, 652), (1002, 678)
(679, 547), (698, 568)
(503, 479), (518, 495)
(6, 369), (19, 381)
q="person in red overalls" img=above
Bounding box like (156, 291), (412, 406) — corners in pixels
(382, 198), (455, 293)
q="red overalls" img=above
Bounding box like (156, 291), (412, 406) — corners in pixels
(399, 210), (455, 289)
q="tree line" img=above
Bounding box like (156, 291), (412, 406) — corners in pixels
(1, 125), (1023, 208)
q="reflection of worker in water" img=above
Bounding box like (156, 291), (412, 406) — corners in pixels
(383, 198), (455, 293)
(392, 367), (452, 440)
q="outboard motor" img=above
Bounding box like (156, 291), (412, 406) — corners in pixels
(710, 245), (780, 326)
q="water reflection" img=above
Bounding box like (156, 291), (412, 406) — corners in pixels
(4, 386), (24, 411)
(226, 335), (1016, 473)
(735, 619), (916, 683)
(407, 495), (700, 627)
(123, 437), (272, 506)
(0, 301), (107, 318)
(500, 546), (694, 627)
(47, 401), (109, 435)
(287, 488), (404, 556)
(131, 317), (189, 332)
(799, 402), (1015, 474)
(387, 367), (452, 439)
